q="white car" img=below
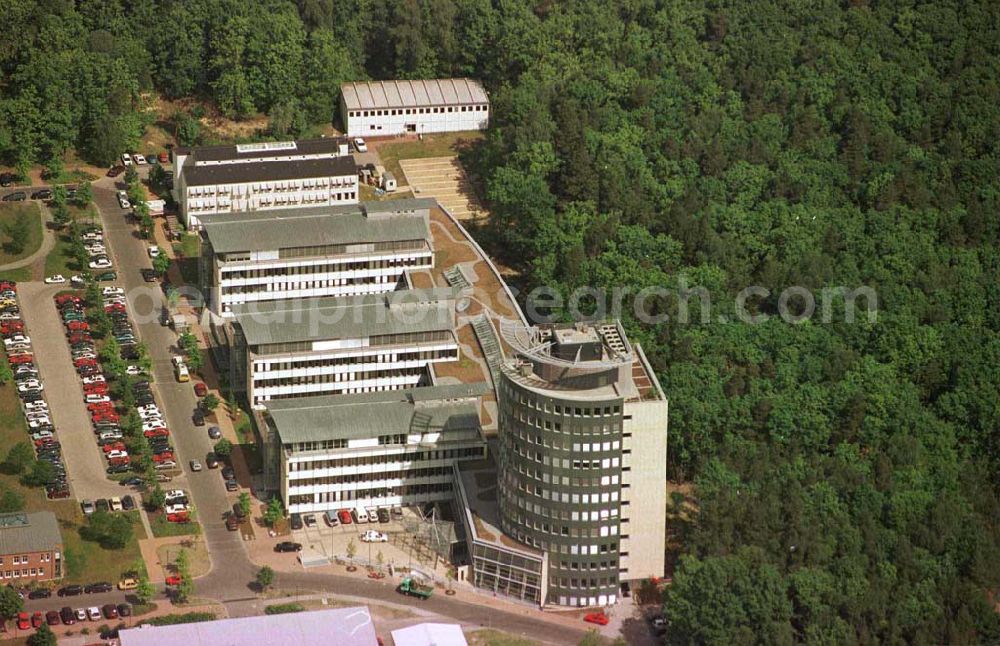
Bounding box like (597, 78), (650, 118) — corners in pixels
(121, 154), (132, 166)
(89, 258), (113, 269)
(189, 459), (202, 472)
(126, 365), (144, 375)
(102, 286), (124, 296)
(109, 497), (123, 512)
(155, 460), (177, 470)
(165, 504), (189, 515)
(87, 246), (107, 257)
(117, 191), (130, 209)
(165, 489), (186, 501)
(106, 450), (129, 460)
(137, 404), (159, 413)
(27, 417), (51, 429)
(17, 380), (42, 392)
(82, 232), (102, 241)
(87, 606), (101, 621)
(70, 274), (86, 284)
(354, 138), (368, 153)
(147, 245), (160, 258)
(24, 401), (48, 412)
(138, 409), (161, 419)
(44, 275), (66, 284)
(132, 154), (147, 165)
(142, 422), (167, 433)
(83, 375), (106, 385)
(84, 394), (110, 404)
(98, 432), (123, 441)
(360, 529), (388, 543)
(5, 335), (29, 345)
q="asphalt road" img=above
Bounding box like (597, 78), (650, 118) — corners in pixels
(86, 179), (587, 645)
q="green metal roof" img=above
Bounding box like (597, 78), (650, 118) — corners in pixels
(201, 205), (430, 254)
(0, 512), (61, 555)
(232, 288), (458, 346)
(266, 383), (490, 444)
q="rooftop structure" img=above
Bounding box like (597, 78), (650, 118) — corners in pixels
(182, 156), (357, 188)
(341, 79), (489, 137)
(230, 287), (458, 346)
(391, 623), (468, 646)
(0, 512), (61, 556)
(174, 137), (349, 163)
(118, 606), (378, 646)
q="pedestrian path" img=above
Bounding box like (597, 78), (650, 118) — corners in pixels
(0, 201), (56, 272)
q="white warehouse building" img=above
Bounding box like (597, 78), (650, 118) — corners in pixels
(340, 79), (489, 137)
(265, 383), (490, 514)
(173, 139), (358, 229)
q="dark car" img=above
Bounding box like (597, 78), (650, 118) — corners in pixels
(107, 166), (124, 178)
(27, 588), (51, 600)
(221, 465), (235, 480)
(117, 603), (132, 617)
(205, 452), (219, 468)
(95, 499), (109, 512)
(225, 513), (239, 531)
(0, 173), (13, 187)
(232, 502), (246, 519)
(140, 268), (157, 282)
(57, 584), (82, 597)
(120, 476), (143, 487)
(192, 410), (205, 426)
(290, 513), (303, 530)
(94, 271), (117, 282)
(60, 606), (76, 625)
(106, 464), (130, 474)
(31, 189), (52, 200)
(225, 478), (238, 492)
(275, 542), (302, 553)
(208, 426), (222, 440)
(121, 495), (135, 510)
(377, 508), (390, 523)
(45, 609), (60, 625)
(101, 603), (118, 619)
(85, 582), (112, 593)
(2, 192), (26, 202)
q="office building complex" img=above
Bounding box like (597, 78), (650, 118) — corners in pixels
(232, 287), (460, 408)
(199, 199), (435, 318)
(264, 384), (489, 514)
(489, 320), (668, 607)
(172, 139), (358, 229)
(341, 79), (489, 137)
(0, 512), (63, 583)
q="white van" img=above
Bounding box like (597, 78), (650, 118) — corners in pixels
(352, 506), (369, 524)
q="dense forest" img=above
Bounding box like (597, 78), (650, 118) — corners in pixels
(2, 0), (1000, 643)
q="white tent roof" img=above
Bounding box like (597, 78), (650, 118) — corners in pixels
(391, 623), (467, 646)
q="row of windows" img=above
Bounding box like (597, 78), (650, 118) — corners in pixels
(288, 481), (452, 505)
(349, 105), (488, 118)
(506, 440), (622, 465)
(553, 559), (617, 572)
(188, 177), (353, 195)
(255, 349), (457, 376)
(502, 383), (622, 417)
(287, 446), (484, 469)
(222, 256), (425, 280)
(510, 459), (621, 485)
(288, 465), (454, 489)
(502, 510), (619, 540)
(254, 366), (427, 389)
(499, 470), (620, 506)
(503, 524), (619, 556)
(0, 553), (50, 565)
(502, 491), (619, 522)
(508, 410), (621, 436)
(223, 276), (386, 297)
(279, 239), (427, 260)
(555, 577), (616, 590)
(257, 380), (422, 403)
(0, 568), (45, 578)
(509, 425), (623, 451)
(254, 330), (453, 357)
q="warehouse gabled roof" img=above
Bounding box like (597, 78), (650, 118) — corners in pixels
(341, 79), (488, 110)
(266, 384), (489, 444)
(0, 512), (61, 555)
(232, 288), (457, 346)
(200, 204), (430, 254)
(183, 155), (357, 187)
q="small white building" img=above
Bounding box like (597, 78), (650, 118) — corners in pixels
(392, 623), (468, 646)
(173, 139), (358, 229)
(341, 79), (489, 137)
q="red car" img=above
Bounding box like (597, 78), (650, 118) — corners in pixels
(84, 386), (109, 396)
(165, 575), (182, 585)
(194, 382), (208, 397)
(166, 512), (189, 523)
(144, 429), (170, 438)
(66, 321), (89, 331)
(15, 613), (29, 630)
(107, 166), (124, 178)
(584, 613), (609, 626)
(1, 322), (24, 333)
(54, 295), (78, 305)
(338, 509), (353, 525)
(152, 452), (174, 463)
(9, 354), (33, 365)
(87, 402), (114, 412)
(30, 612), (42, 629)
(104, 304), (125, 314)
(102, 442), (126, 453)
(74, 357), (97, 368)
(108, 456), (130, 466)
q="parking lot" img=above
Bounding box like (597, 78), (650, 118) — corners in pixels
(290, 507), (454, 578)
(17, 282), (121, 499)
(398, 157), (484, 221)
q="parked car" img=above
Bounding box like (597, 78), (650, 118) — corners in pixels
(2, 192), (26, 202)
(290, 513), (303, 530)
(86, 606), (101, 621)
(84, 582), (112, 594)
(31, 189), (53, 200)
(224, 478), (238, 491)
(57, 584), (83, 597)
(360, 529), (389, 543)
(60, 606), (76, 625)
(194, 382), (208, 397)
(275, 542), (302, 553)
(28, 588), (52, 600)
(354, 137), (368, 152)
(102, 604), (118, 619)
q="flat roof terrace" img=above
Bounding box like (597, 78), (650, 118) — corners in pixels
(456, 458), (541, 557)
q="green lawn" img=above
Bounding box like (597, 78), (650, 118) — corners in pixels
(43, 230), (81, 277)
(149, 509), (202, 538)
(375, 131), (484, 188)
(0, 202), (43, 265)
(466, 629), (542, 646)
(174, 233), (201, 259)
(0, 267), (30, 283)
(0, 383), (145, 585)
